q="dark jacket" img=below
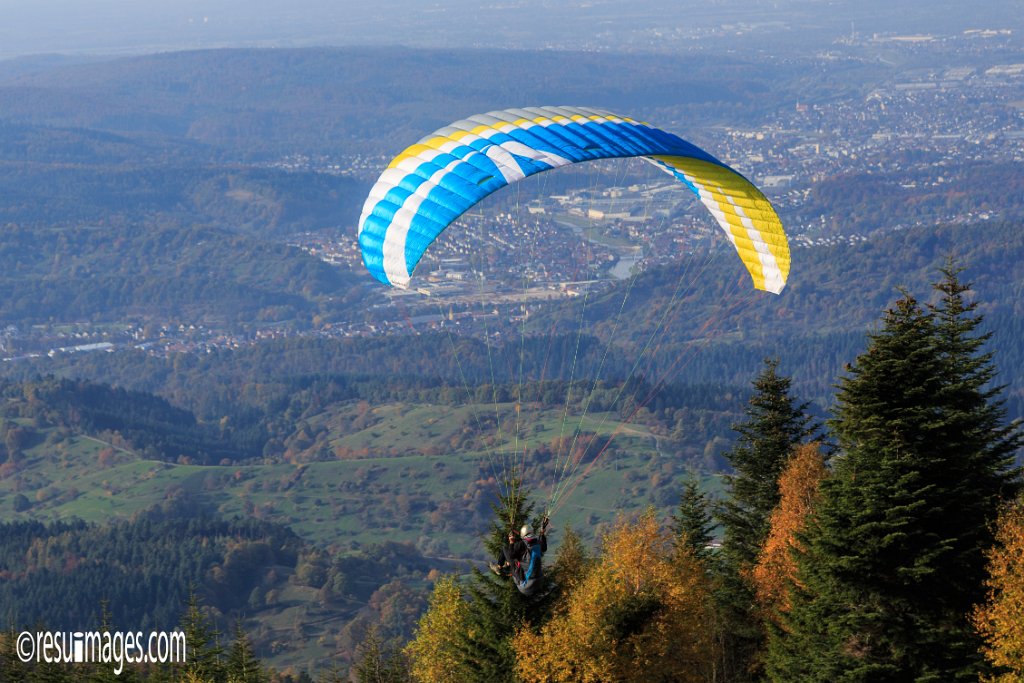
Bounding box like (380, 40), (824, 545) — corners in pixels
(516, 534), (547, 596)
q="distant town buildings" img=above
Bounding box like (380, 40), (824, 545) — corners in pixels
(4, 29), (1022, 361)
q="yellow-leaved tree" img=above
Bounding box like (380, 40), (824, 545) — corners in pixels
(514, 509), (716, 683)
(404, 574), (471, 682)
(974, 500), (1024, 681)
(750, 442), (828, 621)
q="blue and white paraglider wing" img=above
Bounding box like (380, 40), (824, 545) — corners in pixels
(358, 105), (790, 294)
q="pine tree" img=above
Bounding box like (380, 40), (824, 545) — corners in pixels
(1, 628), (31, 682)
(719, 358), (820, 569)
(716, 358), (818, 680)
(316, 663), (346, 683)
(225, 619), (264, 683)
(178, 590), (223, 683)
(89, 599), (140, 683)
(28, 658), (68, 683)
(768, 282), (1021, 682)
(548, 526), (592, 597)
(351, 627), (408, 683)
(672, 472), (714, 562)
(458, 480), (554, 683)
(928, 262), (1023, 597)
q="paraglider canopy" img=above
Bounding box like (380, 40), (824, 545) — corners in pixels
(358, 105), (790, 294)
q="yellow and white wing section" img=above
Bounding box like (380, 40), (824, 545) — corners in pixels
(358, 105), (790, 294)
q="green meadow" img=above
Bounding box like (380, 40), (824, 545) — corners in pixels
(0, 401), (710, 558)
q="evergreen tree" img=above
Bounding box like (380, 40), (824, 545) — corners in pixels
(672, 472), (714, 562)
(28, 659), (68, 683)
(316, 663), (346, 683)
(1, 628), (31, 682)
(719, 359), (820, 568)
(928, 262), (1023, 590)
(178, 590), (223, 683)
(768, 281), (1021, 682)
(225, 619), (264, 683)
(716, 358), (818, 680)
(89, 599), (140, 683)
(548, 527), (592, 597)
(351, 627), (408, 683)
(458, 480), (554, 683)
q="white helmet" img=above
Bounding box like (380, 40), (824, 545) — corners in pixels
(520, 524), (534, 538)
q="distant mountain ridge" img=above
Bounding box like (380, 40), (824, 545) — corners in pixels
(0, 0), (1015, 59)
(0, 46), (785, 157)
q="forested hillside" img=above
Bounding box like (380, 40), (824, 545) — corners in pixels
(7, 220), (1022, 417)
(1, 229), (1021, 677)
(3, 266), (1020, 681)
(0, 223), (365, 325)
(0, 510), (440, 675)
(2, 43), (1023, 681)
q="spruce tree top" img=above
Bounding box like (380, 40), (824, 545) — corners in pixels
(719, 358), (818, 566)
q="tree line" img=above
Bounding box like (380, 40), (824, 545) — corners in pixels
(6, 220), (1022, 427)
(0, 508), (302, 632)
(371, 263), (1023, 682)
(1, 355), (752, 468)
(0, 591), (344, 683)
(0, 507), (442, 678)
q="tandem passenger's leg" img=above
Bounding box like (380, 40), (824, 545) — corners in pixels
(489, 545), (515, 576)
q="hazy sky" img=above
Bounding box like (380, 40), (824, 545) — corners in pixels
(0, 0), (1019, 59)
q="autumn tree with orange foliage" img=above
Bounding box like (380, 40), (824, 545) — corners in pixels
(751, 442), (828, 620)
(716, 359), (818, 682)
(974, 500), (1024, 681)
(513, 509), (717, 683)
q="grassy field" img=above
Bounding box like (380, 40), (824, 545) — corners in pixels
(0, 401), (715, 558)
